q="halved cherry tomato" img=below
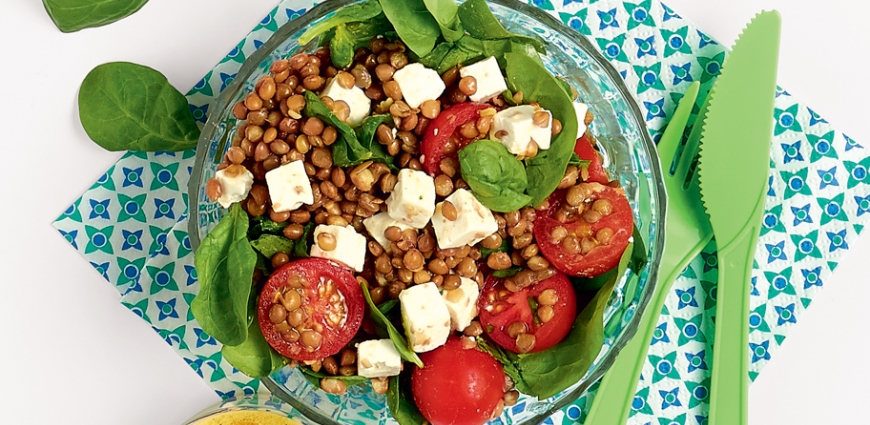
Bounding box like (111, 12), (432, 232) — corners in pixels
(422, 102), (491, 175)
(534, 185), (633, 277)
(478, 271), (577, 353)
(257, 258), (364, 361)
(412, 337), (505, 425)
(574, 133), (609, 184)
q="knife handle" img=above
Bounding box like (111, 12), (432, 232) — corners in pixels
(708, 224), (759, 425)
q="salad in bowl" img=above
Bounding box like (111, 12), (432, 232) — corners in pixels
(189, 0), (664, 424)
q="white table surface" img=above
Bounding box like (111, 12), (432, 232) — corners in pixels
(1, 0), (867, 423)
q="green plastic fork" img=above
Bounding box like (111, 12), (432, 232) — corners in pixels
(585, 81), (713, 424)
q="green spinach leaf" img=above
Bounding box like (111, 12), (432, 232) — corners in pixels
(249, 216), (288, 239)
(458, 139), (532, 212)
(43, 0), (148, 33)
(387, 374), (426, 425)
(299, 366), (370, 388)
(476, 337), (531, 394)
(221, 321), (287, 377)
(503, 51), (579, 207)
(516, 239), (637, 399)
(298, 0), (383, 44)
(304, 92), (395, 168)
(379, 0), (441, 57)
(479, 237), (509, 260)
(492, 266), (522, 278)
(78, 62), (200, 152)
(378, 299), (399, 316)
(423, 0), (464, 42)
(413, 42), (453, 70)
(292, 222), (314, 259)
(351, 114), (396, 168)
(457, 0), (545, 52)
(191, 204), (257, 346)
(360, 282), (424, 367)
(327, 15), (394, 68)
(568, 152), (592, 168)
(250, 234), (295, 259)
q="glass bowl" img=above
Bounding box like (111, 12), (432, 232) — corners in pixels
(189, 0), (666, 423)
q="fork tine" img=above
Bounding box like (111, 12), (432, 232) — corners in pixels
(675, 83), (709, 180)
(658, 81), (700, 175)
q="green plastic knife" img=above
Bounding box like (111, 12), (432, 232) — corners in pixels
(697, 11), (781, 425)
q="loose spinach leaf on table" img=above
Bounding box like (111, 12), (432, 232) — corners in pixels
(457, 0), (545, 52)
(327, 14), (393, 68)
(221, 321), (287, 378)
(249, 234), (295, 259)
(378, 0), (441, 57)
(43, 0), (148, 33)
(191, 204), (257, 346)
(297, 0), (383, 44)
(503, 51), (579, 207)
(516, 239), (639, 399)
(423, 0), (464, 42)
(78, 62), (200, 152)
(459, 139), (532, 212)
(360, 282), (424, 367)
(388, 374), (426, 425)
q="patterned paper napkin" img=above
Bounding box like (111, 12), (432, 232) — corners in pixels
(53, 1), (870, 424)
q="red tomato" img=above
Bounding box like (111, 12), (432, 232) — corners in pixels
(478, 272), (577, 353)
(257, 258), (364, 361)
(412, 337), (505, 425)
(534, 185), (633, 277)
(574, 133), (609, 184)
(422, 102), (492, 175)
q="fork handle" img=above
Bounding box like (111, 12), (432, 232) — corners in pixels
(708, 224), (759, 425)
(585, 237), (711, 425)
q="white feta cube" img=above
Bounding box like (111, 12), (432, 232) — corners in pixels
(459, 56), (507, 102)
(442, 277), (480, 331)
(430, 189), (499, 249)
(357, 339), (402, 378)
(392, 63), (446, 109)
(385, 169), (436, 229)
(399, 282), (451, 353)
(214, 164), (254, 209)
(363, 212), (412, 253)
(573, 102), (589, 139)
(265, 160), (313, 213)
(320, 78), (371, 126)
(492, 105), (552, 157)
(310, 225), (367, 272)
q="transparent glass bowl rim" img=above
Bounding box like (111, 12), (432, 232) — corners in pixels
(187, 0), (667, 422)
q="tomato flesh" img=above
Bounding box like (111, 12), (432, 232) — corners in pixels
(422, 102), (492, 175)
(412, 337), (505, 425)
(478, 272), (577, 353)
(534, 185), (633, 277)
(574, 134), (609, 184)
(257, 258), (364, 361)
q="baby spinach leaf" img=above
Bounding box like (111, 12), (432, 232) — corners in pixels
(378, 299), (399, 316)
(459, 139), (532, 212)
(360, 281), (424, 367)
(191, 204), (257, 346)
(423, 0), (464, 42)
(43, 0), (148, 33)
(250, 234), (295, 259)
(299, 366), (370, 388)
(457, 0), (545, 52)
(330, 25), (357, 69)
(221, 321), (287, 378)
(298, 0), (383, 44)
(479, 237), (509, 260)
(292, 222), (314, 259)
(492, 266), (522, 278)
(436, 36), (485, 73)
(327, 15), (393, 68)
(517, 239), (636, 399)
(78, 62), (200, 152)
(476, 336), (531, 394)
(502, 51), (579, 207)
(352, 114), (396, 168)
(388, 374), (426, 425)
(249, 216), (288, 239)
(413, 42), (453, 70)
(379, 0), (441, 57)
(568, 152), (592, 168)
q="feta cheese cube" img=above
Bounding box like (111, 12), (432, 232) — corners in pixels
(392, 63), (446, 109)
(265, 160), (313, 212)
(363, 212), (412, 253)
(320, 78), (371, 126)
(385, 169), (436, 228)
(310, 225), (367, 272)
(573, 102), (589, 139)
(357, 339), (402, 378)
(459, 56), (508, 102)
(399, 282), (451, 353)
(214, 164), (254, 209)
(492, 105), (552, 157)
(442, 277), (480, 331)
(430, 189), (498, 249)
